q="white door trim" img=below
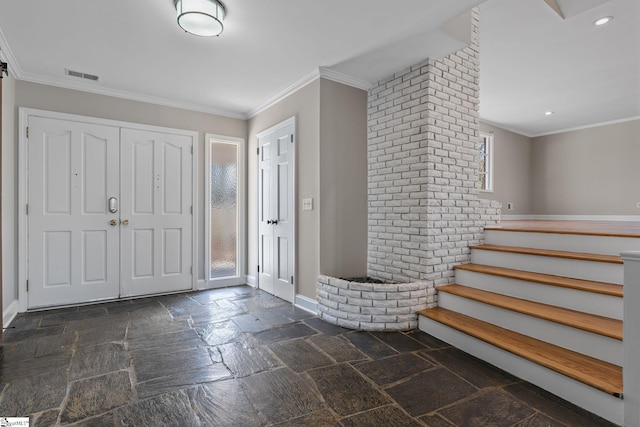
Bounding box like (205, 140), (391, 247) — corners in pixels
(204, 133), (246, 288)
(18, 108), (198, 311)
(256, 116), (296, 301)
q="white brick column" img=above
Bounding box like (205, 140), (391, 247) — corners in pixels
(366, 8), (500, 304)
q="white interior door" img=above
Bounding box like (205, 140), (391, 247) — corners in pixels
(27, 117), (120, 308)
(119, 128), (193, 297)
(258, 120), (295, 303)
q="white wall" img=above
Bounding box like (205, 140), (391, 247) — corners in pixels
(2, 71), (16, 322)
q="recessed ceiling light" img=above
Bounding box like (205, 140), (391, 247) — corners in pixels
(545, 111), (554, 116)
(594, 16), (613, 26)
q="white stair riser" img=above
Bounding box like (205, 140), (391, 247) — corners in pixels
(437, 292), (622, 366)
(470, 250), (623, 284)
(455, 269), (622, 320)
(485, 230), (640, 256)
(418, 316), (623, 426)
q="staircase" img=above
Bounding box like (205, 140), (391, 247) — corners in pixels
(419, 221), (640, 426)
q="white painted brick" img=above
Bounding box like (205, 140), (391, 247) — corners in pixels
(385, 322), (411, 331)
(360, 322), (387, 331)
(347, 313), (373, 322)
(337, 318), (361, 329)
(338, 303), (361, 314)
(339, 289), (362, 298)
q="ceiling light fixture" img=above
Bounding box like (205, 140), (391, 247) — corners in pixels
(545, 111), (554, 116)
(594, 16), (613, 26)
(175, 0), (226, 37)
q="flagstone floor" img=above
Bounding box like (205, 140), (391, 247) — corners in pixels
(0, 285), (616, 426)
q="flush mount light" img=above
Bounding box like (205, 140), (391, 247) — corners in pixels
(594, 16), (613, 26)
(545, 111), (554, 116)
(175, 0), (226, 37)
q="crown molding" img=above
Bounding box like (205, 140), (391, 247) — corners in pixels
(530, 115), (640, 138)
(17, 71), (246, 120)
(318, 67), (372, 91)
(0, 25), (22, 76)
(247, 67), (373, 119)
(247, 69), (320, 119)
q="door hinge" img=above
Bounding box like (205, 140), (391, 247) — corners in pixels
(257, 147), (259, 155)
(26, 126), (29, 138)
(26, 280), (29, 292)
(257, 265), (260, 273)
(191, 145), (193, 154)
(190, 205), (193, 214)
(291, 275), (294, 284)
(26, 204), (29, 215)
(290, 135), (294, 143)
(190, 266), (193, 274)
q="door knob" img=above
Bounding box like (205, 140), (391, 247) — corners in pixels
(272, 220), (278, 225)
(109, 219), (117, 226)
(267, 220), (272, 224)
(122, 219), (129, 225)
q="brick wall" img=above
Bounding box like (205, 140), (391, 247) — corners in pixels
(316, 275), (428, 330)
(367, 9), (501, 306)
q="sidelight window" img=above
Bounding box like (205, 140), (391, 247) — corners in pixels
(205, 134), (245, 283)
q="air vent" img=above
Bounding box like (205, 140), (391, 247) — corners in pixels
(65, 69), (99, 81)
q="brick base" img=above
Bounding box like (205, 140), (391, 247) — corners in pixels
(316, 275), (432, 331)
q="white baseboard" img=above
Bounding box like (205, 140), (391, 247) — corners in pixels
(295, 294), (317, 315)
(246, 275), (257, 287)
(3, 299), (19, 328)
(502, 214), (640, 221)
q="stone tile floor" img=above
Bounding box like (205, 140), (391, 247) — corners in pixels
(0, 285), (617, 426)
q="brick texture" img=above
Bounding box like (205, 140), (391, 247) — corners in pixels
(366, 9), (501, 306)
(316, 275), (427, 331)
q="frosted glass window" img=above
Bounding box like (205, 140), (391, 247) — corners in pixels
(210, 142), (238, 279)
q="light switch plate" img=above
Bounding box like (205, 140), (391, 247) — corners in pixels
(302, 198), (313, 211)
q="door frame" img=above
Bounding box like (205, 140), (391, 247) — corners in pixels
(255, 116), (296, 301)
(204, 133), (246, 288)
(17, 108), (198, 311)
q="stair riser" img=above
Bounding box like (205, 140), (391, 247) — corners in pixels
(485, 230), (640, 256)
(470, 250), (623, 284)
(455, 269), (622, 320)
(418, 316), (623, 426)
(437, 292), (622, 366)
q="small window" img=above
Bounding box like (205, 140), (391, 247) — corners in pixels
(477, 133), (493, 192)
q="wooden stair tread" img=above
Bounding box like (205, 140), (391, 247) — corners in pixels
(438, 284), (623, 340)
(470, 244), (623, 264)
(419, 307), (623, 396)
(454, 264), (623, 297)
(485, 220), (640, 238)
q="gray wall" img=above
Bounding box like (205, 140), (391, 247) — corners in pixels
(2, 71), (16, 319)
(531, 119), (640, 215)
(247, 80), (321, 300)
(8, 81), (246, 313)
(247, 78), (369, 301)
(479, 122), (532, 215)
(319, 79), (368, 279)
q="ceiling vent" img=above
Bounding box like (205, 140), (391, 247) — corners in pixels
(65, 69), (99, 81)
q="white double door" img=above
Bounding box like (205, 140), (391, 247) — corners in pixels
(258, 120), (295, 303)
(27, 116), (193, 308)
